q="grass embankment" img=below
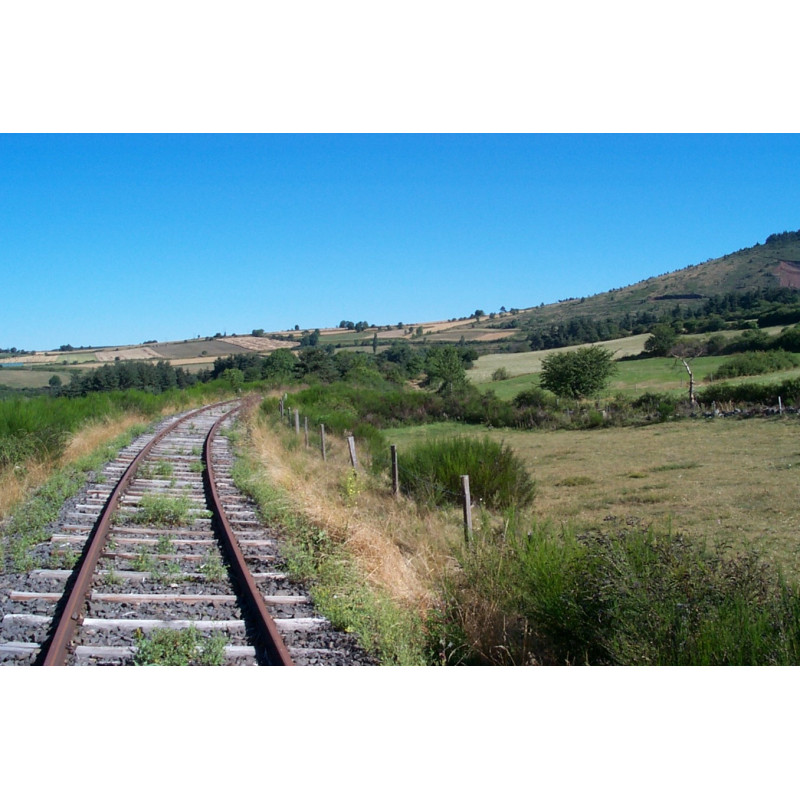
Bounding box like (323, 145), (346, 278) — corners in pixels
(1, 422), (152, 572)
(230, 405), (456, 665)
(0, 382), (238, 518)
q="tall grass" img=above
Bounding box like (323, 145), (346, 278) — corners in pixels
(436, 519), (800, 665)
(0, 382), (236, 469)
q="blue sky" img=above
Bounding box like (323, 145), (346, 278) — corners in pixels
(3, 134), (800, 351)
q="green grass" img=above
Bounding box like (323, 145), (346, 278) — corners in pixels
(128, 493), (208, 527)
(435, 518), (800, 665)
(199, 549), (226, 582)
(134, 627), (226, 665)
(138, 460), (174, 479)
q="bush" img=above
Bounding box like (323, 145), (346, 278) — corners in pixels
(397, 436), (535, 511)
(540, 346), (617, 399)
(708, 350), (799, 381)
(513, 387), (556, 409)
(697, 377), (800, 406)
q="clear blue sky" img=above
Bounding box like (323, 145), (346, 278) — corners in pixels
(3, 133), (800, 352)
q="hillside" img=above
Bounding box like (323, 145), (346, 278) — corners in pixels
(509, 230), (800, 327)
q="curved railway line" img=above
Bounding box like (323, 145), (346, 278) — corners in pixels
(1, 401), (373, 666)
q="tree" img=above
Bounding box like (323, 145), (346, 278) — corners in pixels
(539, 346), (617, 399)
(669, 339), (706, 405)
(262, 348), (297, 380)
(644, 324), (679, 357)
(220, 368), (244, 390)
(425, 345), (468, 396)
(48, 374), (62, 391)
(473, 309), (485, 321)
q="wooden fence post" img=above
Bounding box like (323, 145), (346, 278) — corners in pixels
(320, 424), (326, 461)
(390, 444), (399, 497)
(304, 416), (309, 447)
(294, 408), (300, 435)
(461, 474), (473, 543)
(347, 436), (358, 469)
(279, 397), (284, 419)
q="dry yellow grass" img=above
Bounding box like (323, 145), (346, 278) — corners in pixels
(0, 413), (150, 522)
(60, 414), (150, 464)
(244, 414), (464, 615)
(387, 416), (800, 576)
(0, 461), (52, 521)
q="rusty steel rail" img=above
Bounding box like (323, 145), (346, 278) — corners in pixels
(41, 401), (235, 666)
(205, 408), (294, 666)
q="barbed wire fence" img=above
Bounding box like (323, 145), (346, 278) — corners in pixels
(277, 404), (474, 541)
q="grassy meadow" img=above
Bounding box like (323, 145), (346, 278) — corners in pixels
(473, 347), (800, 401)
(383, 416), (800, 577)
(0, 368), (67, 390)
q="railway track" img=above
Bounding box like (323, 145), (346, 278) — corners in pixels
(0, 401), (373, 666)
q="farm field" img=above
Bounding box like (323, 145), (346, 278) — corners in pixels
(469, 335), (651, 382)
(0, 369), (65, 389)
(382, 416), (800, 577)
(472, 339), (800, 400)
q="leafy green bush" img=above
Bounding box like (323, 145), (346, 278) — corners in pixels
(513, 387), (556, 409)
(540, 346), (617, 399)
(708, 350), (799, 381)
(397, 436), (535, 511)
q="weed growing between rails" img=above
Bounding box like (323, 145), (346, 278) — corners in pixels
(134, 627), (226, 666)
(122, 493), (211, 528)
(230, 407), (453, 665)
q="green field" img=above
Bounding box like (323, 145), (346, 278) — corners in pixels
(0, 369), (65, 389)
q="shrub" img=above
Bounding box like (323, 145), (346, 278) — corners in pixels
(540, 346), (617, 399)
(435, 521), (800, 665)
(708, 350), (799, 381)
(134, 627), (226, 666)
(491, 367), (510, 381)
(513, 387), (556, 409)
(397, 436), (535, 511)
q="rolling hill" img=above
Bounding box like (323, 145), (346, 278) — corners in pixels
(4, 229), (800, 377)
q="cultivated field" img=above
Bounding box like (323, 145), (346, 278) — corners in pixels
(0, 369), (65, 389)
(383, 416), (800, 577)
